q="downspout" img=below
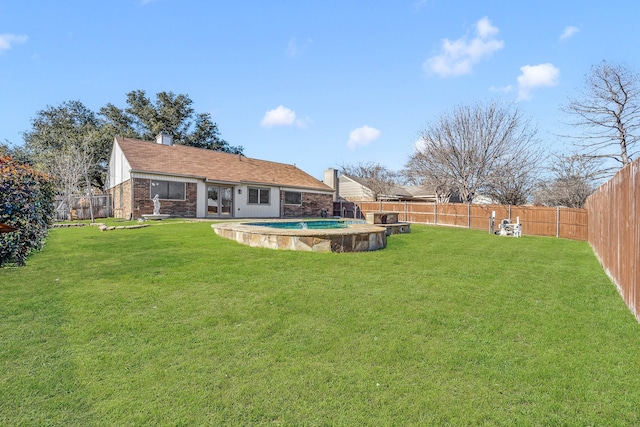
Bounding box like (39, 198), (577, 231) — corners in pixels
(130, 172), (134, 220)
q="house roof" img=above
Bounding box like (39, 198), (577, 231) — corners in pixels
(341, 174), (413, 198)
(403, 185), (436, 198)
(115, 137), (333, 192)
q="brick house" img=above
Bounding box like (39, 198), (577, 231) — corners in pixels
(107, 133), (334, 219)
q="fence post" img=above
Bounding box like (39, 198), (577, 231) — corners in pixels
(467, 203), (471, 228)
(434, 202), (437, 225)
(489, 210), (495, 234)
(557, 206), (560, 238)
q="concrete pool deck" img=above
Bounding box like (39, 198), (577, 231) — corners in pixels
(211, 220), (387, 252)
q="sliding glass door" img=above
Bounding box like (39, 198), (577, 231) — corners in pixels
(207, 185), (233, 217)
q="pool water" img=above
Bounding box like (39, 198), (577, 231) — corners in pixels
(246, 220), (363, 230)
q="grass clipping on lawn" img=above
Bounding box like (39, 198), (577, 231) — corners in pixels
(1, 221), (639, 425)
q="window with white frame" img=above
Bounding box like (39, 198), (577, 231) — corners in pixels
(284, 191), (302, 205)
(150, 180), (186, 200)
(248, 187), (270, 204)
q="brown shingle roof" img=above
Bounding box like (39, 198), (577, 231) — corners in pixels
(116, 137), (332, 192)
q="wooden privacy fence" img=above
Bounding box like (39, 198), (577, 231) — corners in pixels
(334, 200), (588, 240)
(586, 160), (639, 323)
(54, 194), (112, 221)
(337, 163), (640, 323)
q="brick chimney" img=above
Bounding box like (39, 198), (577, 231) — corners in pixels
(324, 168), (340, 201)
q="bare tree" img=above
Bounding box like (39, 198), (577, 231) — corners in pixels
(23, 100), (108, 188)
(404, 154), (457, 203)
(50, 136), (98, 221)
(484, 148), (544, 205)
(52, 149), (83, 221)
(562, 61), (640, 176)
(534, 154), (598, 208)
(340, 162), (400, 201)
(406, 101), (541, 204)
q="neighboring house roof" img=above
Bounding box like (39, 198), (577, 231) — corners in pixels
(341, 175), (413, 199)
(403, 185), (437, 199)
(471, 194), (496, 205)
(404, 185), (463, 203)
(115, 137), (332, 192)
(342, 175), (440, 200)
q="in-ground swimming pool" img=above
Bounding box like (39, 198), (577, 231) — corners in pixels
(211, 219), (385, 252)
(244, 219), (364, 230)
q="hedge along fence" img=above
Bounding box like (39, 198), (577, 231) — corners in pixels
(0, 156), (55, 267)
(586, 159), (639, 323)
(354, 201), (588, 241)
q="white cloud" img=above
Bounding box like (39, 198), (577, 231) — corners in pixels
(261, 105), (310, 128)
(0, 34), (28, 52)
(476, 17), (499, 38)
(412, 137), (426, 153)
(347, 126), (381, 150)
(261, 105), (296, 127)
(517, 63), (560, 100)
(286, 38), (312, 57)
(560, 26), (579, 41)
(424, 17), (504, 77)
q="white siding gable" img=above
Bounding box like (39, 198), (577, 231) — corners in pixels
(107, 139), (131, 189)
(338, 175), (373, 200)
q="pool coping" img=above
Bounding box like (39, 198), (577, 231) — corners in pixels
(211, 220), (388, 252)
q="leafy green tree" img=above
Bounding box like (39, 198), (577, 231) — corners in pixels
(100, 90), (243, 154)
(0, 156), (55, 267)
(23, 91), (243, 191)
(186, 112), (243, 152)
(0, 139), (32, 165)
(22, 100), (110, 188)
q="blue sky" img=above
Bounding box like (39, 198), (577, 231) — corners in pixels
(2, 0), (640, 180)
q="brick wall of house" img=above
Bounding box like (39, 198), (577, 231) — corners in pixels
(282, 192), (333, 217)
(109, 179), (132, 219)
(132, 178), (198, 218)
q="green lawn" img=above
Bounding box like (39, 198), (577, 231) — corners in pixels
(1, 221), (639, 426)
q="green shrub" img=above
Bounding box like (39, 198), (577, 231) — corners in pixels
(0, 156), (55, 266)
